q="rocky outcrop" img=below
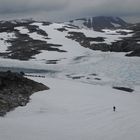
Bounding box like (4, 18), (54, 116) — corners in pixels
(0, 20), (33, 32)
(0, 18), (140, 58)
(90, 16), (128, 31)
(113, 87), (134, 92)
(126, 48), (140, 57)
(65, 17), (140, 56)
(66, 30), (140, 56)
(90, 39), (140, 53)
(68, 16), (128, 31)
(0, 20), (66, 60)
(56, 28), (68, 32)
(0, 71), (49, 116)
(66, 31), (105, 48)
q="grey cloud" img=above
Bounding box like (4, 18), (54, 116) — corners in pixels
(0, 0), (68, 14)
(0, 0), (140, 22)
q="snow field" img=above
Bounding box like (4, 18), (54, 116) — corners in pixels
(0, 21), (140, 140)
(0, 77), (140, 140)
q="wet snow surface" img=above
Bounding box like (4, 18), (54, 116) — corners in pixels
(0, 22), (140, 140)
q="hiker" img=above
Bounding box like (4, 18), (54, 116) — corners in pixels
(113, 106), (116, 112)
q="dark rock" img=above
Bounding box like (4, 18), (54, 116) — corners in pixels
(20, 71), (25, 76)
(0, 20), (66, 60)
(113, 87), (134, 92)
(0, 19), (34, 32)
(89, 73), (98, 76)
(68, 16), (128, 31)
(0, 71), (49, 116)
(86, 77), (90, 79)
(66, 29), (140, 57)
(65, 17), (140, 57)
(94, 78), (101, 80)
(26, 24), (48, 36)
(126, 47), (140, 57)
(86, 37), (105, 42)
(57, 28), (68, 32)
(46, 60), (60, 64)
(90, 16), (128, 31)
(42, 22), (52, 26)
(0, 30), (65, 60)
(72, 76), (85, 79)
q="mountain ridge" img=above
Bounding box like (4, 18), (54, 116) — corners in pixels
(0, 16), (139, 59)
(67, 16), (129, 31)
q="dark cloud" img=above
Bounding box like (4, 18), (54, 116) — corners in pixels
(0, 0), (139, 22)
(0, 0), (68, 14)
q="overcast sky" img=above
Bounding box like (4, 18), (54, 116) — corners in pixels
(0, 0), (140, 22)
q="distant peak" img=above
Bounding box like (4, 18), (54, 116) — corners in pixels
(66, 16), (128, 31)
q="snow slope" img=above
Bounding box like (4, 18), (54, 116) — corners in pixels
(0, 22), (139, 88)
(0, 21), (140, 140)
(0, 77), (140, 140)
(66, 27), (133, 45)
(30, 23), (140, 87)
(30, 22), (95, 65)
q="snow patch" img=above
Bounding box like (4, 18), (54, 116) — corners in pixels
(15, 26), (29, 34)
(111, 22), (121, 28)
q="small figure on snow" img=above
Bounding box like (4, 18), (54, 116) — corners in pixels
(113, 106), (116, 112)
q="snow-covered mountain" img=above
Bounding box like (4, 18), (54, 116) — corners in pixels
(66, 16), (128, 30)
(0, 17), (139, 87)
(0, 17), (140, 140)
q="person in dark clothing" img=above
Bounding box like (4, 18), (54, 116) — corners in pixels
(113, 106), (116, 112)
